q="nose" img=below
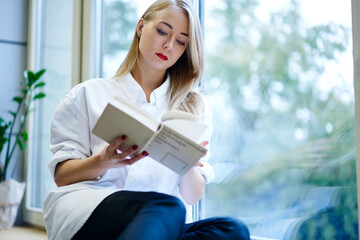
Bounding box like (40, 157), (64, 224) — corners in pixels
(163, 38), (174, 51)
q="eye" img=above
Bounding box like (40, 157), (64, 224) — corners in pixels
(177, 40), (185, 46)
(157, 29), (167, 36)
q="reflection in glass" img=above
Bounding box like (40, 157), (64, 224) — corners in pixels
(101, 0), (154, 78)
(203, 0), (356, 239)
(100, 0), (357, 239)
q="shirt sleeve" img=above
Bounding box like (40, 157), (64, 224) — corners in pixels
(48, 91), (91, 178)
(196, 100), (215, 184)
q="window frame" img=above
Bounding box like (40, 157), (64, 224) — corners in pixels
(23, 0), (85, 227)
(351, 0), (360, 236)
(23, 0), (45, 227)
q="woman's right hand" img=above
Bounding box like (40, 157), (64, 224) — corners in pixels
(99, 135), (148, 169)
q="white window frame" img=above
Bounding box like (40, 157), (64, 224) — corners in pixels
(352, 0), (360, 236)
(79, 0), (103, 81)
(23, 0), (45, 228)
(72, 0), (103, 84)
(23, 0), (93, 227)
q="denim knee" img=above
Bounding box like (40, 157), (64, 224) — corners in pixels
(218, 217), (250, 240)
(147, 192), (186, 220)
(214, 217), (250, 240)
(161, 194), (186, 216)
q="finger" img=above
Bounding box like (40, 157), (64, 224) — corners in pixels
(117, 151), (149, 166)
(114, 145), (139, 160)
(107, 135), (127, 153)
(194, 161), (204, 167)
(200, 141), (209, 147)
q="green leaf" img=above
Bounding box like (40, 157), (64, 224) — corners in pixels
(21, 88), (28, 95)
(33, 93), (46, 100)
(25, 70), (35, 87)
(0, 140), (7, 151)
(12, 96), (23, 104)
(17, 138), (25, 150)
(7, 111), (16, 118)
(0, 120), (9, 135)
(34, 82), (45, 89)
(0, 138), (8, 152)
(22, 131), (28, 142)
(34, 69), (46, 81)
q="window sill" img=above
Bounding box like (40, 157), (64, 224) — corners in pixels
(0, 226), (47, 240)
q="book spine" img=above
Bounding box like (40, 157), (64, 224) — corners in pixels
(140, 123), (163, 152)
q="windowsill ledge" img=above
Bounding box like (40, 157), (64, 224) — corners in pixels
(0, 226), (47, 240)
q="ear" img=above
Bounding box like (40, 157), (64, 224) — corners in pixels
(137, 18), (144, 38)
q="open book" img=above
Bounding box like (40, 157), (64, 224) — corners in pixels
(92, 96), (208, 175)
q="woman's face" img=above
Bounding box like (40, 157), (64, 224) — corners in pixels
(137, 7), (189, 73)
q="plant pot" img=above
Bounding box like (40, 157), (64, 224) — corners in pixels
(0, 178), (26, 230)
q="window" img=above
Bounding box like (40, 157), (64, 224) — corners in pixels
(100, 1), (357, 238)
(101, 0), (154, 78)
(25, 0), (74, 225)
(26, 1), (358, 238)
(202, 0), (356, 239)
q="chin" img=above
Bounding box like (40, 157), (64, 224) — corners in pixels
(152, 63), (170, 72)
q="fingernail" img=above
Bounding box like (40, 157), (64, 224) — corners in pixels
(142, 151), (149, 156)
(121, 135), (127, 140)
(132, 145), (138, 150)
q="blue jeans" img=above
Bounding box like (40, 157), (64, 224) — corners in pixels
(72, 191), (250, 240)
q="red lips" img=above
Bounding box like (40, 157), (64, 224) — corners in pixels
(156, 53), (168, 61)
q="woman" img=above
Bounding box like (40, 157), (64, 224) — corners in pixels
(43, 0), (250, 239)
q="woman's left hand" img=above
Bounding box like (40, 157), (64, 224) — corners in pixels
(193, 140), (208, 168)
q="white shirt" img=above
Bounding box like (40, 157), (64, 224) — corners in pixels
(42, 73), (214, 240)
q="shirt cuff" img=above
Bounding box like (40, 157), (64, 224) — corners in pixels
(48, 149), (88, 178)
(195, 162), (215, 184)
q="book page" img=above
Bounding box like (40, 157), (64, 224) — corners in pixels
(162, 110), (200, 122)
(145, 125), (207, 175)
(112, 96), (159, 130)
(161, 110), (207, 143)
(162, 119), (207, 143)
(92, 102), (158, 155)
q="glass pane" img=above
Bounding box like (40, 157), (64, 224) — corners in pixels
(203, 0), (356, 239)
(101, 0), (155, 78)
(28, 0), (73, 208)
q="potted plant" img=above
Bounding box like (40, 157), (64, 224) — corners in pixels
(0, 69), (46, 229)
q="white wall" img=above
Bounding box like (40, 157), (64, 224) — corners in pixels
(0, 0), (29, 226)
(0, 0), (28, 181)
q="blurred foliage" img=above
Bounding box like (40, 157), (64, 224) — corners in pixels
(103, 0), (137, 55)
(296, 187), (358, 240)
(203, 0), (356, 239)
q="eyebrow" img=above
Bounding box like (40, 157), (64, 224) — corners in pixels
(160, 21), (188, 37)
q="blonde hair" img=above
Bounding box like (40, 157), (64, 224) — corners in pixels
(113, 0), (204, 116)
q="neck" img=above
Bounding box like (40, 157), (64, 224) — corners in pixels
(131, 62), (167, 102)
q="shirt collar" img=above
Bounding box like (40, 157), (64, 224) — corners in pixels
(115, 73), (143, 103)
(115, 72), (169, 108)
(152, 75), (169, 108)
